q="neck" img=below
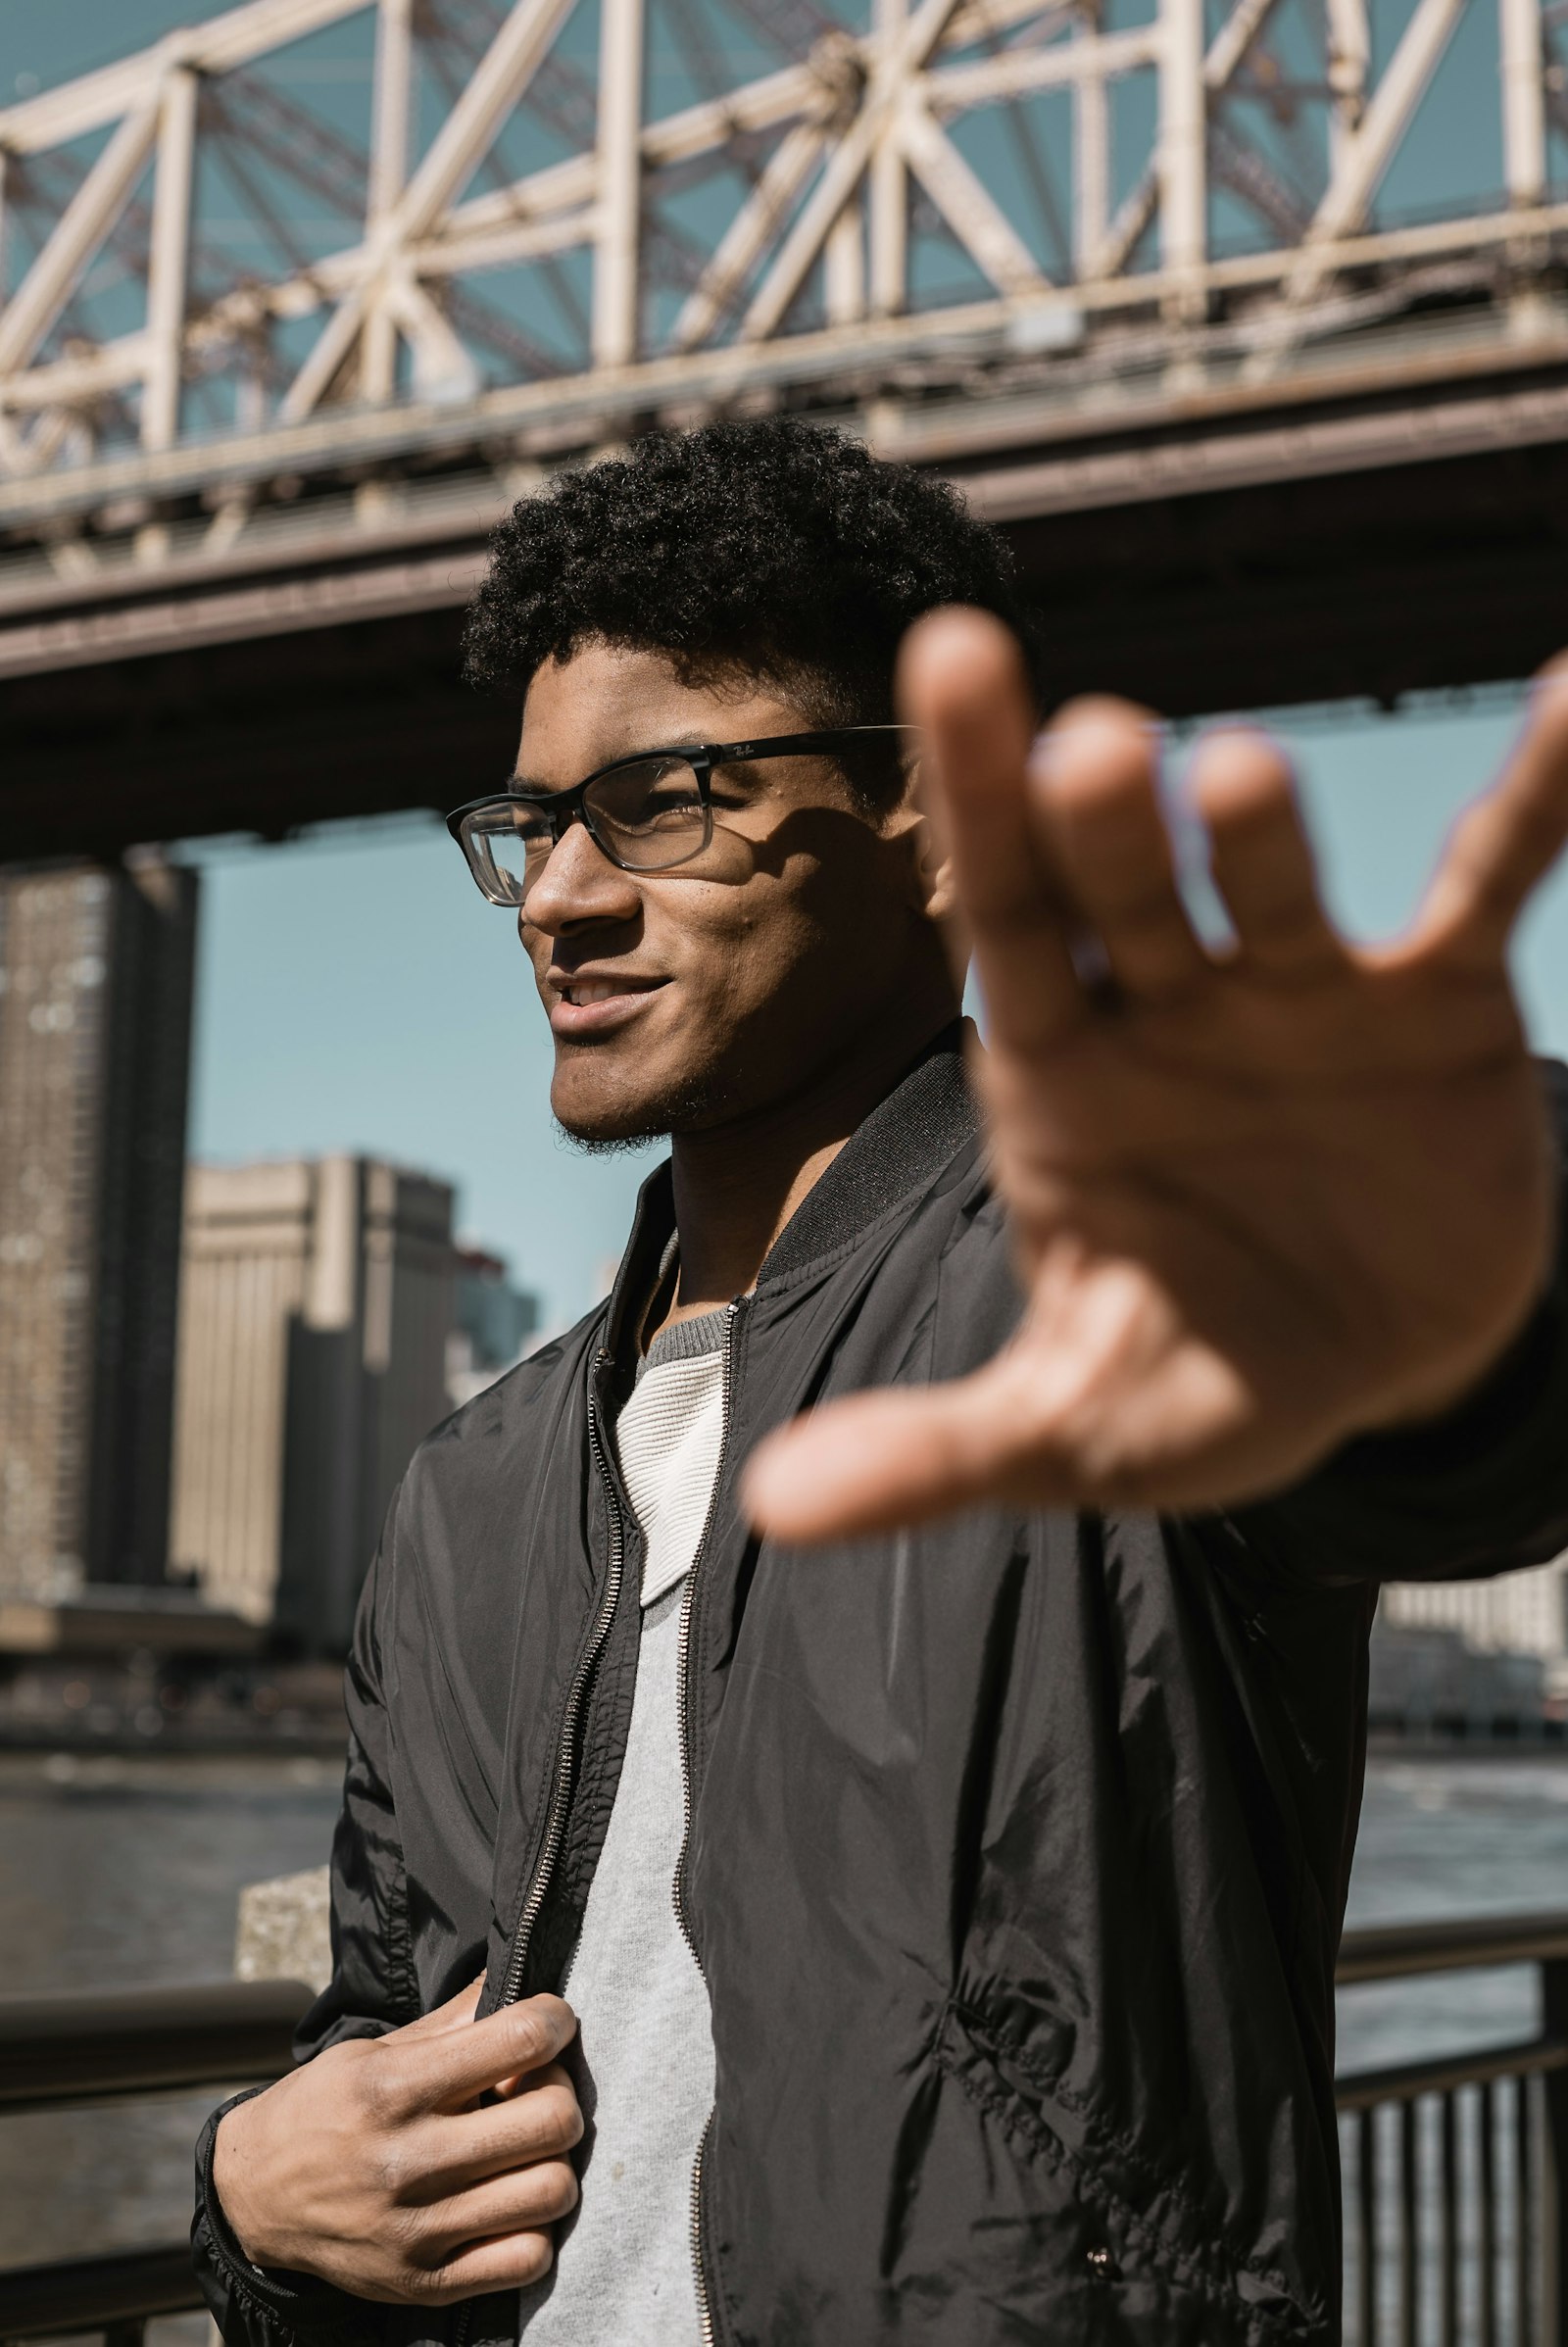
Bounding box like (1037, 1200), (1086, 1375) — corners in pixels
(664, 990), (958, 1324)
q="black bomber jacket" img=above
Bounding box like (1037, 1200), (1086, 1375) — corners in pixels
(194, 1030), (1568, 2345)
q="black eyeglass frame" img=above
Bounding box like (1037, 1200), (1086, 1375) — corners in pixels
(445, 724), (918, 907)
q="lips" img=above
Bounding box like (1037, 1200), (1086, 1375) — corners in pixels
(547, 969), (666, 1038)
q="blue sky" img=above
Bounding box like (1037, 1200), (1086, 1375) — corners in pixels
(15, 6), (1568, 1326)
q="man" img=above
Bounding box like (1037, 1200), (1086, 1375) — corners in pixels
(195, 417), (1568, 2345)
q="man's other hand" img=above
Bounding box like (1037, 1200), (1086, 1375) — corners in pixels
(212, 1979), (581, 2305)
(747, 612), (1568, 1537)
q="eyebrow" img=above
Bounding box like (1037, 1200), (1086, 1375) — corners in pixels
(505, 740), (733, 794)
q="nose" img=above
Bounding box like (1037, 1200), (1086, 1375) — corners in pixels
(519, 811), (643, 936)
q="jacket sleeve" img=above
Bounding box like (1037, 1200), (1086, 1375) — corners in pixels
(192, 1520), (417, 2347)
(1220, 1060), (1568, 1588)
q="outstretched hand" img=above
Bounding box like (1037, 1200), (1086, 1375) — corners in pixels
(745, 611), (1568, 1540)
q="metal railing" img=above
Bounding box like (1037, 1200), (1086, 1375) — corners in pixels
(1337, 1914), (1568, 2347)
(2, 1919), (1567, 2346)
(0, 1980), (310, 2345)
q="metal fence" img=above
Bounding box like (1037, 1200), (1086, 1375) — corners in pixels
(3, 1917), (1567, 2346)
(1338, 1915), (1568, 2347)
(0, 1979), (307, 2346)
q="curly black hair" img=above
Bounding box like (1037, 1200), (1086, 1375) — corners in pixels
(463, 416), (1039, 807)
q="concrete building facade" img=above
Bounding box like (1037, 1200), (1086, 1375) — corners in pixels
(0, 859), (197, 1600)
(1382, 1559), (1568, 1676)
(169, 1156), (454, 1650)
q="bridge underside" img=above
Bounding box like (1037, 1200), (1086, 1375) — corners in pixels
(4, 372), (1566, 862)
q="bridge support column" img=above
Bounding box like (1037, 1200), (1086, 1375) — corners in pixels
(871, 0), (907, 316)
(363, 0), (416, 404)
(137, 61), (197, 565)
(1158, 0), (1207, 366)
(594, 0), (646, 368)
(1499, 0), (1551, 340)
(1075, 0), (1110, 279)
(143, 66), (196, 458)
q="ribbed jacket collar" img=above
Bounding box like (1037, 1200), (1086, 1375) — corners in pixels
(601, 1019), (980, 1372)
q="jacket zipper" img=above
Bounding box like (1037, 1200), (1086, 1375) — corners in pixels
(500, 1357), (625, 2007)
(674, 1299), (739, 2347)
(454, 1354), (624, 2347)
(689, 2110), (716, 2347)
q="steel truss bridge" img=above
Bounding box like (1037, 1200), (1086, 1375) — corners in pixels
(3, 0), (1568, 856)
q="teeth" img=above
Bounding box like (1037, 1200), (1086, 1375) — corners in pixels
(569, 980), (620, 1005)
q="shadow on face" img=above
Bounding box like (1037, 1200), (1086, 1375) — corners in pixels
(512, 642), (956, 1148)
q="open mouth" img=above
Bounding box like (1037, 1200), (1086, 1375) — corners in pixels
(561, 978), (645, 1007)
(548, 972), (667, 1035)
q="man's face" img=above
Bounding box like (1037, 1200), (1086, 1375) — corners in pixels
(513, 641), (934, 1146)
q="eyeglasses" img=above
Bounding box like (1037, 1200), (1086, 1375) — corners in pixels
(446, 726), (918, 909)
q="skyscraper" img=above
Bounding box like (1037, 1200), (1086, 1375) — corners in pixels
(0, 858), (198, 1600)
(169, 1156), (455, 1650)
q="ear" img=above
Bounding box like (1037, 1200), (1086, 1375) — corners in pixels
(878, 762), (969, 989)
(878, 755), (957, 921)
(915, 822), (969, 989)
(905, 814), (959, 928)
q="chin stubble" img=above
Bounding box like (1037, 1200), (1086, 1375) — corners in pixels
(552, 1059), (740, 1154)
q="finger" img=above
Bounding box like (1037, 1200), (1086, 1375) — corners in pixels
(421, 2065), (583, 2190)
(1033, 701), (1206, 1001)
(897, 608), (1086, 1053)
(1189, 727), (1345, 976)
(419, 2227), (556, 2301)
(414, 2158), (579, 2257)
(396, 1977), (484, 2042)
(1413, 661), (1568, 962)
(398, 1995), (577, 2117)
(744, 1350), (1072, 1541)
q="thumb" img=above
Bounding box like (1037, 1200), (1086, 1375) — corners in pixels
(743, 1359), (1052, 1542)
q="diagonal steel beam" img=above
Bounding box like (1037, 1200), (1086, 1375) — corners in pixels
(143, 67), (198, 453)
(0, 100), (161, 377)
(386, 276), (482, 396)
(1207, 116), (1311, 241)
(742, 0), (965, 341)
(0, 0), (370, 156)
(897, 99), (1049, 289)
(1204, 0), (1290, 97)
(672, 123), (830, 349)
(279, 0), (580, 420)
(1287, 0), (1472, 289)
(416, 6), (592, 348)
(1078, 0), (1287, 282)
(973, 21), (1073, 275)
(394, 0), (579, 243)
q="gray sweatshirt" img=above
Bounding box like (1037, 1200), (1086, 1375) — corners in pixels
(517, 1307), (729, 2343)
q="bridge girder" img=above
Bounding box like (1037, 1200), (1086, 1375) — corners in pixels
(0, 0), (1565, 546)
(2, 0), (1568, 858)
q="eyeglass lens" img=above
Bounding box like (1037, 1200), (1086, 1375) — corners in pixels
(465, 757), (710, 905)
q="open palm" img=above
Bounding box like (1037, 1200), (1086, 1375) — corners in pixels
(746, 612), (1568, 1539)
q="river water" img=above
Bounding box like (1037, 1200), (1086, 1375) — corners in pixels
(2, 1748), (1566, 2321)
